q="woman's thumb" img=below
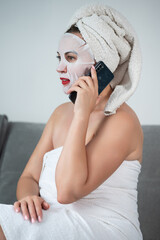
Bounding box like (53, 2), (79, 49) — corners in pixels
(42, 201), (50, 209)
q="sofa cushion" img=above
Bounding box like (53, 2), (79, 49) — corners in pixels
(0, 121), (45, 204)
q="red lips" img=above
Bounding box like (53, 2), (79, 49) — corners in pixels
(60, 78), (70, 85)
(60, 78), (70, 81)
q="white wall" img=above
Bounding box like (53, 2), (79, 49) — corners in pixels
(0, 0), (160, 124)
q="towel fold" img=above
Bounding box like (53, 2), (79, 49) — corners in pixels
(66, 3), (142, 116)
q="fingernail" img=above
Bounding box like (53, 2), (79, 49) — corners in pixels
(31, 218), (35, 223)
(24, 215), (28, 220)
(92, 65), (95, 70)
(15, 208), (19, 213)
(38, 216), (42, 222)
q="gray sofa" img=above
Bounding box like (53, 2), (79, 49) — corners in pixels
(0, 114), (159, 240)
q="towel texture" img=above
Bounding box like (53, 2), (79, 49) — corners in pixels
(66, 3), (142, 116)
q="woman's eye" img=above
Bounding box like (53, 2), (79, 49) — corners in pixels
(56, 55), (76, 62)
(56, 56), (60, 61)
(68, 56), (75, 60)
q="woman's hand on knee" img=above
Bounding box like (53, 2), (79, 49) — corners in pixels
(13, 195), (50, 223)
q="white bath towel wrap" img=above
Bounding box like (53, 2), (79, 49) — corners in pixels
(0, 146), (143, 239)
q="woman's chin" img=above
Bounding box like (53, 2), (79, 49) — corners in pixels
(63, 85), (72, 95)
(63, 88), (69, 95)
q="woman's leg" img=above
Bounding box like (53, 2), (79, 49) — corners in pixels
(0, 225), (6, 240)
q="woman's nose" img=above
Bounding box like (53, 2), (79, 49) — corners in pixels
(56, 62), (67, 73)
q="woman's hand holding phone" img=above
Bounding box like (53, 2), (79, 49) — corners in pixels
(13, 195), (50, 223)
(67, 65), (99, 116)
(68, 61), (114, 105)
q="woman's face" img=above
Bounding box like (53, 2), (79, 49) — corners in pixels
(56, 32), (95, 94)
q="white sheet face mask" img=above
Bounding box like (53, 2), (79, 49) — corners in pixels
(56, 32), (95, 94)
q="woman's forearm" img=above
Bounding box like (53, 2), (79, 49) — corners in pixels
(16, 176), (40, 200)
(55, 112), (90, 201)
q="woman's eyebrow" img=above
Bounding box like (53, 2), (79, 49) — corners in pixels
(65, 51), (78, 55)
(57, 51), (78, 55)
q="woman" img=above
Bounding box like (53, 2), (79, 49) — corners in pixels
(0, 3), (143, 240)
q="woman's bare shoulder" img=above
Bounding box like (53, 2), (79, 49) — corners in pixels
(112, 103), (143, 135)
(54, 102), (71, 117)
(55, 102), (71, 112)
(121, 103), (143, 129)
(112, 103), (144, 162)
(53, 102), (73, 127)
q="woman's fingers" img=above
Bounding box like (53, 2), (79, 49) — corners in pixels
(27, 199), (37, 223)
(20, 200), (30, 221)
(67, 85), (82, 95)
(78, 77), (94, 90)
(34, 197), (43, 222)
(13, 201), (21, 213)
(91, 65), (98, 92)
(75, 79), (89, 90)
(13, 196), (50, 223)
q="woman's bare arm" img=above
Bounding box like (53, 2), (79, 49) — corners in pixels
(16, 177), (40, 200)
(16, 103), (66, 200)
(55, 112), (89, 203)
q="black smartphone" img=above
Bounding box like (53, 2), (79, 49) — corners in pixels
(68, 61), (114, 104)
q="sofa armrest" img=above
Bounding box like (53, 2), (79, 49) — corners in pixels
(0, 114), (8, 158)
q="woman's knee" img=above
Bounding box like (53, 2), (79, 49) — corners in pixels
(0, 225), (6, 240)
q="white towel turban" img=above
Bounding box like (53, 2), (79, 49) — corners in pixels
(65, 3), (142, 116)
